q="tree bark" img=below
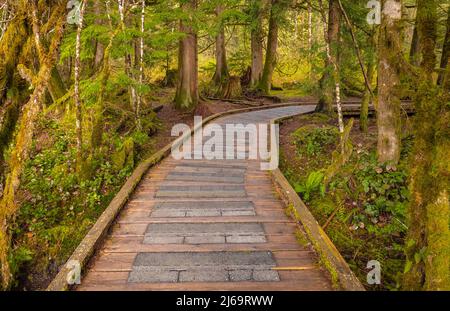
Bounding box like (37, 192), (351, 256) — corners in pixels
(437, 6), (450, 86)
(409, 23), (420, 66)
(212, 5), (229, 85)
(376, 0), (403, 165)
(250, 0), (264, 88)
(308, 3), (313, 50)
(47, 67), (67, 102)
(258, 0), (286, 94)
(0, 1), (66, 289)
(403, 0), (450, 291)
(0, 1), (9, 40)
(93, 0), (105, 71)
(135, 0), (145, 129)
(316, 0), (341, 114)
(119, 0), (137, 123)
(75, 0), (87, 172)
(91, 17), (122, 148)
(360, 53), (375, 132)
(174, 0), (198, 110)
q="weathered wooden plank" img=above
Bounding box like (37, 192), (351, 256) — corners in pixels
(59, 104), (343, 292)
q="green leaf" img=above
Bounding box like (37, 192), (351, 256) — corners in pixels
(404, 260), (413, 274)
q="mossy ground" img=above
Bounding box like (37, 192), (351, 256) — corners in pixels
(279, 113), (413, 290)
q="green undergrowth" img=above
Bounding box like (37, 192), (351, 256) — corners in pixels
(280, 114), (412, 290)
(7, 110), (159, 289)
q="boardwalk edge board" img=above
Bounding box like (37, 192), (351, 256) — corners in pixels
(46, 102), (308, 291)
(270, 116), (365, 291)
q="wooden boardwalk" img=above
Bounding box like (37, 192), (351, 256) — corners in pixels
(77, 106), (333, 291)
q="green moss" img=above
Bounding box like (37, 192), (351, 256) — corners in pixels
(294, 229), (310, 247)
(112, 137), (134, 170)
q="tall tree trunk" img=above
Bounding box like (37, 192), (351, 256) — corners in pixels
(212, 5), (229, 85)
(437, 6), (450, 86)
(403, 0), (450, 291)
(317, 0), (344, 142)
(250, 0), (264, 88)
(174, 0), (198, 110)
(316, 0), (341, 114)
(93, 0), (105, 71)
(75, 0), (87, 172)
(135, 0), (145, 130)
(376, 0), (403, 165)
(91, 9), (122, 148)
(258, 0), (285, 94)
(0, 1), (29, 191)
(119, 0), (137, 123)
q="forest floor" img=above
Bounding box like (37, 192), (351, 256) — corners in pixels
(279, 113), (413, 290)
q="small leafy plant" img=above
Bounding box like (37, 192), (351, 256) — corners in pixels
(294, 170), (325, 201)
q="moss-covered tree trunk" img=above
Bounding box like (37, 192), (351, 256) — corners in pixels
(0, 3), (29, 174)
(258, 0), (287, 95)
(91, 14), (122, 149)
(174, 0), (198, 110)
(376, 0), (403, 165)
(250, 0), (264, 88)
(212, 5), (229, 86)
(0, 1), (66, 289)
(316, 0), (341, 114)
(403, 0), (450, 291)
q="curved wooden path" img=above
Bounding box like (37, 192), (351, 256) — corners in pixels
(77, 105), (333, 291)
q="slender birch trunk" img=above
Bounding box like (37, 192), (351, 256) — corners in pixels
(437, 6), (450, 86)
(0, 1), (9, 40)
(308, 3), (313, 51)
(318, 0), (344, 137)
(75, 0), (87, 172)
(136, 0), (145, 130)
(316, 0), (341, 114)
